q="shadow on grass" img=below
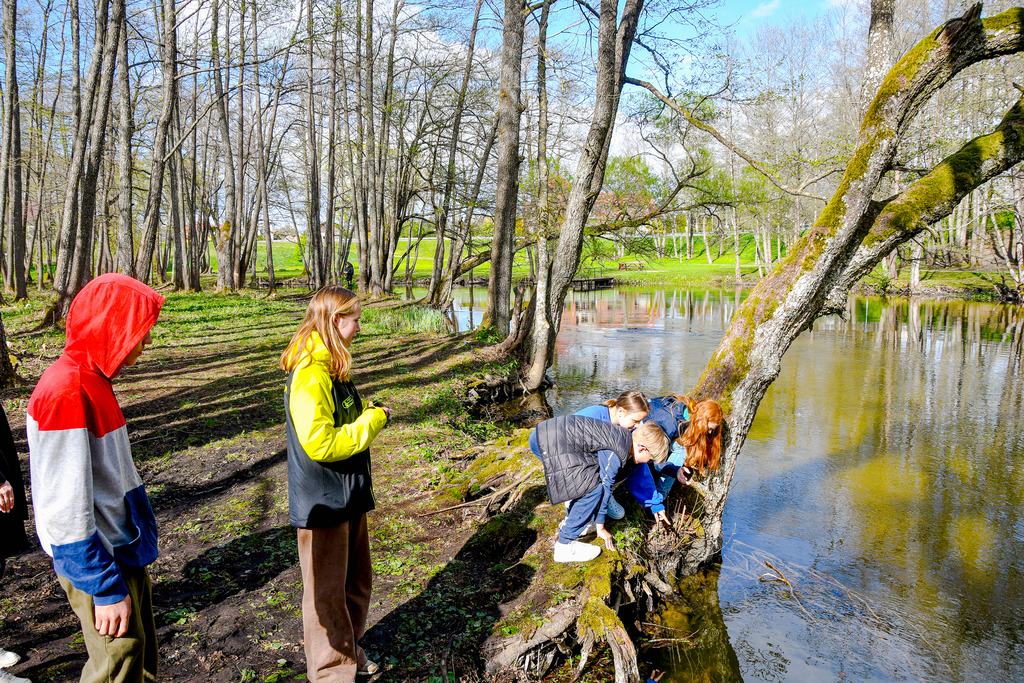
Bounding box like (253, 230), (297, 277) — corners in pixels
(153, 526), (298, 626)
(114, 330), (472, 462)
(363, 485), (547, 679)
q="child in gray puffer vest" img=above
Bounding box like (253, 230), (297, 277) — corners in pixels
(529, 415), (668, 563)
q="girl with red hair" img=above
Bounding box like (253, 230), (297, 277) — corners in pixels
(628, 394), (724, 515)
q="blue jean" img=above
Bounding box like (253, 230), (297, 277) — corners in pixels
(652, 442), (687, 498)
(558, 484), (604, 544)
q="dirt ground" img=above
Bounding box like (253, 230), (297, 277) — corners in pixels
(0, 292), (546, 683)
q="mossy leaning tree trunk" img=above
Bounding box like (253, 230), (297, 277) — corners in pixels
(486, 6), (1024, 682)
(665, 4), (1024, 580)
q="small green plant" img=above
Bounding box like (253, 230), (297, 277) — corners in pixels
(265, 591), (289, 607)
(473, 325), (501, 344)
(163, 607), (198, 625)
(264, 659), (298, 683)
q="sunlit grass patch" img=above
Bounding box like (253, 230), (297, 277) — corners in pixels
(361, 305), (448, 335)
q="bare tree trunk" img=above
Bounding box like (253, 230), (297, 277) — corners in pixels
(187, 31), (202, 291)
(732, 212), (741, 280)
(232, 0), (248, 288)
(860, 0), (895, 113)
(49, 0), (123, 319)
(487, 0), (526, 334)
(426, 0), (484, 306)
(170, 135), (185, 289)
(113, 13), (134, 277)
(52, 0), (107, 316)
(133, 0), (177, 282)
(702, 215), (713, 264)
(520, 0), (553, 386)
(522, 0), (643, 402)
(211, 0), (238, 291)
(323, 0), (342, 287)
(685, 213), (693, 258)
(250, 1), (293, 294)
(305, 0), (323, 290)
(31, 6), (63, 290)
(439, 119), (497, 307)
(350, 0), (370, 292)
(67, 0), (123, 298)
(1, 0), (26, 299)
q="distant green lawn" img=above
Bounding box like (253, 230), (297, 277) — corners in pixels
(53, 234), (1002, 294)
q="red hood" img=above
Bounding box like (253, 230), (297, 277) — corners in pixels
(64, 274), (165, 378)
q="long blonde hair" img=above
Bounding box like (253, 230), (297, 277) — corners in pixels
(280, 286), (359, 380)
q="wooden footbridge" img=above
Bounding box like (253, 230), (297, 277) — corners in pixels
(570, 276), (616, 291)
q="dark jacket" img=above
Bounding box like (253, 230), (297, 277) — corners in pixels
(534, 415), (632, 504)
(285, 370), (380, 527)
(647, 395), (690, 440)
(0, 404), (29, 561)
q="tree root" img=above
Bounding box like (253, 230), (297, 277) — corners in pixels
(433, 429), (712, 682)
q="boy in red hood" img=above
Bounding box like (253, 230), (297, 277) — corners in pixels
(27, 274), (164, 683)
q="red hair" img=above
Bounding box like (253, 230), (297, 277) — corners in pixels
(676, 395), (724, 475)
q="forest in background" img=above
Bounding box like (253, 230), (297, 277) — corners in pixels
(0, 0), (1020, 309)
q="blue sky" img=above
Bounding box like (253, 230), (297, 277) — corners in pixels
(716, 0), (842, 37)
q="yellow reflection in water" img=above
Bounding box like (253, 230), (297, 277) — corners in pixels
(950, 514), (996, 580)
(840, 455), (928, 504)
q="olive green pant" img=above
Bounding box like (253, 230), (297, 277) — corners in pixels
(58, 566), (158, 683)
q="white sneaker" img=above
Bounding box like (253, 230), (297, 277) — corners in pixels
(553, 540), (601, 563)
(557, 520), (596, 538)
(0, 651), (19, 669)
(0, 669), (31, 683)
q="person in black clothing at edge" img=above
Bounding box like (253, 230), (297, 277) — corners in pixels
(0, 404), (32, 683)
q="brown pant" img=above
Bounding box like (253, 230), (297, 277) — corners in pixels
(59, 566), (158, 683)
(297, 515), (372, 683)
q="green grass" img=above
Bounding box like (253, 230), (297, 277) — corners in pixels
(361, 305), (448, 335)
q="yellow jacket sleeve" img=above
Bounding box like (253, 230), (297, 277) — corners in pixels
(289, 364), (388, 462)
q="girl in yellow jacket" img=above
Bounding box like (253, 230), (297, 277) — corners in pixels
(281, 286), (389, 682)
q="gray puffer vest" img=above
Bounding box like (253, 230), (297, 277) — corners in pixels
(535, 415), (632, 504)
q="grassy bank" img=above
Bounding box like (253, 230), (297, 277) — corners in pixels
(0, 288), (536, 682)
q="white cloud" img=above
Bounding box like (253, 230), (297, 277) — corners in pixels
(750, 0), (782, 18)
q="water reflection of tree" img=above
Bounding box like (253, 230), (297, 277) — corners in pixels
(813, 297), (1024, 679)
(645, 570), (743, 683)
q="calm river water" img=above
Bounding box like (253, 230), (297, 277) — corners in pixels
(438, 285), (1024, 682)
